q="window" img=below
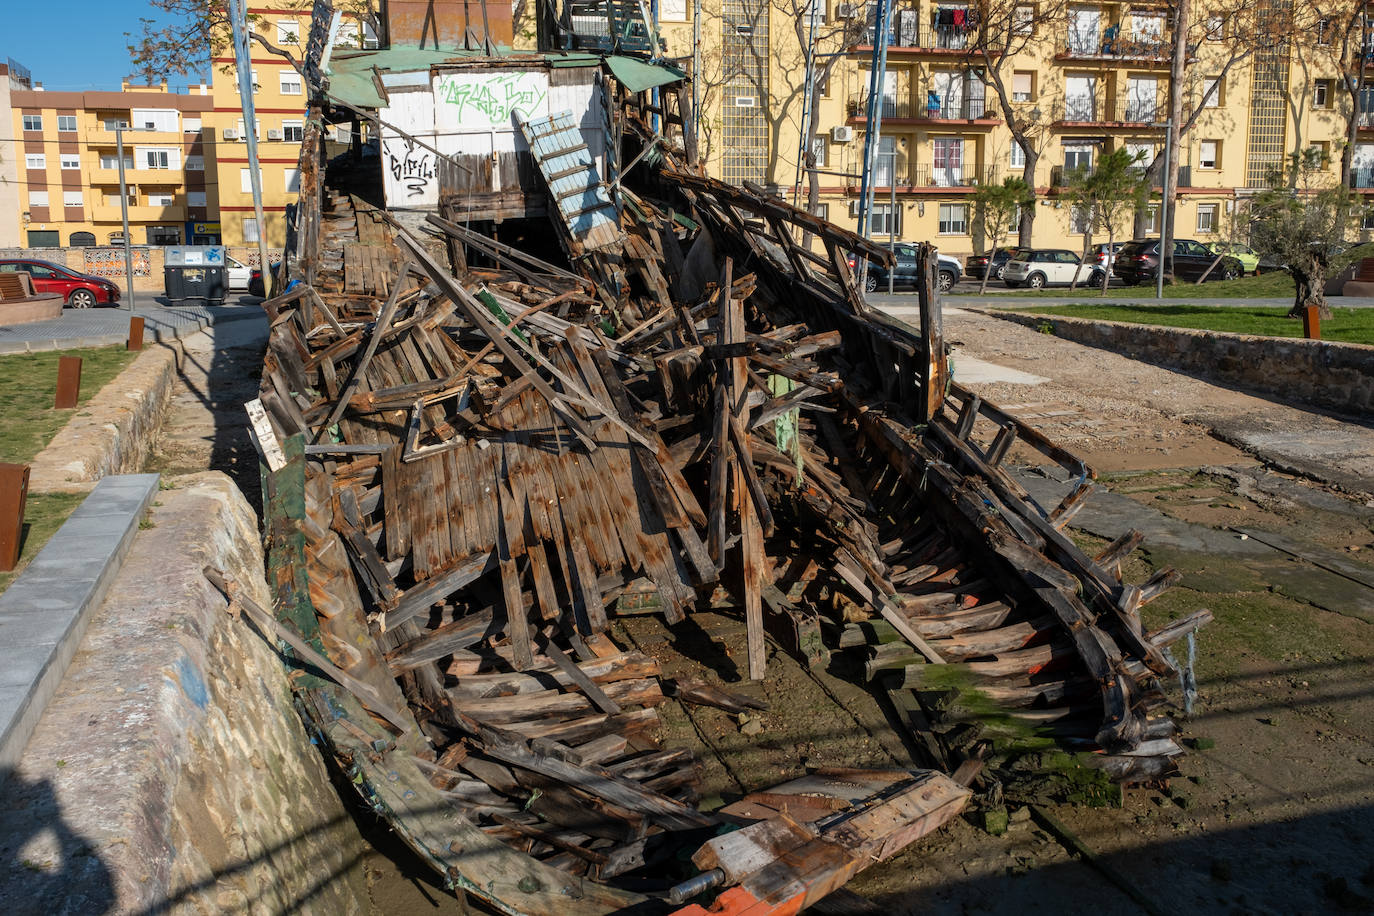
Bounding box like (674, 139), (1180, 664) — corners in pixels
(1010, 139), (1026, 169)
(60, 154), (80, 170)
(876, 136), (896, 186)
(277, 20), (301, 44)
(284, 167), (301, 192)
(335, 21), (360, 47)
(186, 155), (204, 171)
(147, 226), (180, 245)
(22, 114), (41, 131)
(240, 168), (259, 192)
(1070, 204), (1092, 234)
(105, 191), (136, 206)
(1013, 4), (1034, 35)
(933, 137), (964, 186)
(184, 117), (201, 133)
(938, 203), (968, 234)
(103, 117), (130, 131)
(1203, 77), (1222, 108)
(1363, 207), (1374, 231)
(62, 191), (82, 208)
(236, 119), (261, 139)
(1064, 142), (1094, 172)
(57, 115), (77, 131)
(1314, 80), (1332, 109)
(243, 218), (261, 242)
(1205, 15), (1225, 39)
(1065, 75), (1096, 120)
(1126, 77), (1157, 122)
(28, 191), (49, 207)
(280, 70), (302, 95)
(1199, 140), (1218, 169)
(282, 120), (304, 142)
(1125, 142), (1153, 168)
(235, 68), (259, 92)
(145, 150), (170, 169)
(811, 136), (828, 168)
(148, 191), (175, 206)
(99, 154), (133, 169)
(1195, 204), (1218, 233)
(1310, 142), (1330, 166)
(188, 191), (207, 207)
(1012, 72), (1033, 102)
(1007, 205), (1021, 233)
(870, 203), (901, 236)
(661, 0), (688, 22)
(1316, 17), (1331, 45)
(132, 108), (178, 131)
(814, 203), (830, 221)
(24, 154), (45, 170)
(1144, 205), (1159, 234)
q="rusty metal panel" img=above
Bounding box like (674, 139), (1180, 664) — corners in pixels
(387, 0), (514, 48)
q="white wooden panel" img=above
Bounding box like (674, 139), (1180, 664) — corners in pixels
(433, 70), (550, 154)
(380, 89), (439, 208)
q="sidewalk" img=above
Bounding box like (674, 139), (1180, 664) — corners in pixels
(0, 297), (265, 354)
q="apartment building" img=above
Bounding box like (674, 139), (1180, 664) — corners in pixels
(7, 78), (215, 248)
(208, 3), (377, 246)
(0, 61), (28, 247)
(524, 0), (1373, 259)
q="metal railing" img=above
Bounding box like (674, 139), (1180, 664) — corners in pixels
(1055, 96), (1167, 124)
(850, 95), (990, 120)
(1353, 168), (1374, 189)
(870, 22), (976, 50)
(1058, 30), (1169, 61)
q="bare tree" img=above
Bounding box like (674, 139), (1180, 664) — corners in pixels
(970, 176), (1033, 293)
(964, 0), (1072, 247)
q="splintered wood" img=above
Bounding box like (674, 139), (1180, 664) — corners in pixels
(255, 103), (1207, 911)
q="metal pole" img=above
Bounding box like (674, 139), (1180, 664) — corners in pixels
(1157, 118), (1171, 300)
(792, 0), (822, 209)
(856, 0), (895, 291)
(888, 170), (896, 294)
(692, 0), (701, 155)
(230, 0), (273, 293)
(115, 127), (134, 311)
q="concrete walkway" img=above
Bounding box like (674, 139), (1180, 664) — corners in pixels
(0, 298), (265, 354)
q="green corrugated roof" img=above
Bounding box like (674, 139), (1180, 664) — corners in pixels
(603, 55), (686, 93)
(325, 48), (684, 110)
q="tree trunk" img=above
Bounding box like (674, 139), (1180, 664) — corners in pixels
(1018, 149), (1039, 248)
(1162, 0), (1191, 284)
(1288, 269), (1333, 320)
(1101, 228), (1114, 295)
(1133, 156), (1165, 239)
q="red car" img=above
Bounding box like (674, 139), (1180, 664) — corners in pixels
(0, 258), (122, 308)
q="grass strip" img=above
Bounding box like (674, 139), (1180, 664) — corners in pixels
(0, 345), (140, 465)
(1009, 304), (1374, 345)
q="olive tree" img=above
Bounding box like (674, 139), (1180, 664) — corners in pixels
(1247, 150), (1361, 318)
(970, 177), (1033, 293)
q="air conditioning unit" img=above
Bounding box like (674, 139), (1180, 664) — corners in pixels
(832, 125), (854, 142)
(267, 128), (283, 140)
(222, 128), (240, 140)
(849, 199), (862, 218)
(836, 2), (860, 19)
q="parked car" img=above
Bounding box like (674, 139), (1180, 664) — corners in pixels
(1089, 241), (1125, 275)
(1113, 239), (1245, 284)
(1205, 241), (1259, 275)
(965, 246), (1027, 281)
(0, 258), (121, 308)
(248, 263), (284, 298)
(1003, 249), (1104, 289)
(226, 255), (252, 290)
(847, 246), (961, 292)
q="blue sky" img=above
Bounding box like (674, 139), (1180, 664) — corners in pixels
(9, 2), (209, 92)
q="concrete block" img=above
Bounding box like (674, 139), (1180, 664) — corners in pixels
(0, 473), (157, 775)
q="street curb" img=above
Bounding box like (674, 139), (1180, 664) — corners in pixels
(0, 473), (159, 778)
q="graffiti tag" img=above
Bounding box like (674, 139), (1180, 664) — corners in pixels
(385, 137), (436, 199)
(440, 73), (548, 126)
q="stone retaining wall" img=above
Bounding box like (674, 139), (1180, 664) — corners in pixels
(989, 310), (1374, 416)
(0, 473), (368, 914)
(27, 340), (181, 492)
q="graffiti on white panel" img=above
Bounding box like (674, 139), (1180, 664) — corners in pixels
(438, 72), (548, 127)
(385, 137), (437, 200)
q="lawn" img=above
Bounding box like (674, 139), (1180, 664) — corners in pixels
(961, 271), (1297, 299)
(0, 345), (140, 594)
(0, 345), (140, 465)
(1007, 303), (1374, 345)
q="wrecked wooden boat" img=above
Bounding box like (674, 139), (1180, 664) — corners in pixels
(243, 61), (1207, 912)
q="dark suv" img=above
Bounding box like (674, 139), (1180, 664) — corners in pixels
(847, 245), (961, 292)
(965, 246), (1027, 281)
(1114, 239), (1244, 284)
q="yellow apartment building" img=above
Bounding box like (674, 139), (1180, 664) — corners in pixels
(208, 3), (377, 247)
(522, 0), (1374, 261)
(7, 79), (216, 248)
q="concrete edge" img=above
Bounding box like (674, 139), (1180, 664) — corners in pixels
(0, 473), (159, 776)
(0, 306), (261, 355)
(977, 308), (1374, 417)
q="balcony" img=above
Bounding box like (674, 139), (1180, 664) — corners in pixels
(1354, 168), (1374, 189)
(85, 126), (183, 146)
(91, 203), (187, 223)
(848, 93), (998, 125)
(90, 167), (188, 186)
(1057, 29), (1170, 65)
(846, 154), (1001, 190)
(1053, 94), (1167, 127)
